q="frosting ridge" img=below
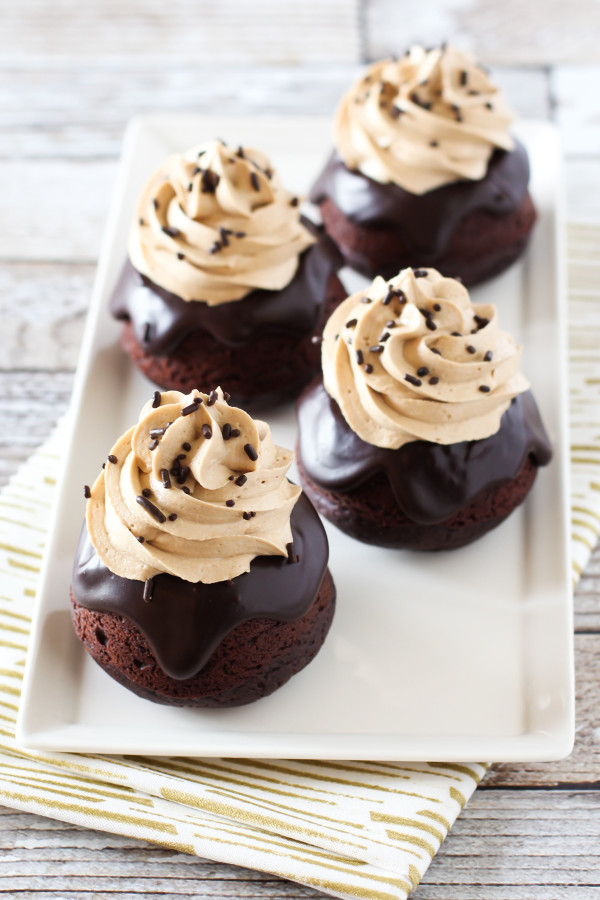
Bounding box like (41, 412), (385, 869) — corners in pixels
(86, 388), (300, 583)
(322, 267), (529, 449)
(335, 45), (515, 194)
(129, 140), (315, 305)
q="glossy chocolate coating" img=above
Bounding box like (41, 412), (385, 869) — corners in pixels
(71, 494), (329, 680)
(110, 226), (342, 355)
(310, 141), (530, 259)
(297, 380), (552, 525)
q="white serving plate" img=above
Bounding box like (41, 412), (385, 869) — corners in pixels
(17, 115), (573, 761)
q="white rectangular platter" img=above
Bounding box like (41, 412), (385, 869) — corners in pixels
(17, 115), (573, 760)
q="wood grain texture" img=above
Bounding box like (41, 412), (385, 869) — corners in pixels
(365, 0), (600, 65)
(0, 0), (360, 64)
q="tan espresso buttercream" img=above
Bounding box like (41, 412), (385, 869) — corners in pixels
(129, 140), (315, 305)
(322, 268), (529, 449)
(335, 45), (515, 194)
(86, 389), (300, 584)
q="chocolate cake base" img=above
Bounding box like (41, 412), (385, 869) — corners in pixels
(120, 274), (347, 409)
(298, 458), (538, 551)
(70, 568), (335, 707)
(319, 193), (537, 286)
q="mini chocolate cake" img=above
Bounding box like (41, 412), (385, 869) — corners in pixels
(72, 388), (335, 706)
(112, 139), (343, 408)
(296, 268), (551, 551)
(310, 46), (536, 286)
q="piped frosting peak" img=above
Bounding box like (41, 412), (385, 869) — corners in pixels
(322, 267), (529, 448)
(85, 388), (300, 584)
(335, 45), (515, 194)
(129, 140), (315, 305)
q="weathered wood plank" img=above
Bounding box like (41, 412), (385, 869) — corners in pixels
(0, 63), (550, 161)
(365, 0), (600, 66)
(0, 1), (360, 65)
(2, 790), (600, 898)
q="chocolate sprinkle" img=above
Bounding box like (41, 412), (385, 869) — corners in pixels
(290, 197), (299, 207)
(356, 349), (364, 365)
(429, 376), (439, 385)
(479, 385), (491, 392)
(182, 485), (191, 494)
(433, 303), (441, 312)
(460, 69), (468, 86)
(235, 474), (247, 486)
(231, 428), (241, 438)
(182, 442), (191, 451)
(137, 535), (145, 543)
(143, 578), (154, 603)
(466, 345), (477, 354)
(152, 391), (161, 408)
(83, 485), (91, 499)
(222, 423), (232, 440)
(346, 318), (358, 328)
(143, 322), (151, 343)
(417, 366), (429, 377)
(425, 320), (437, 331)
(226, 499), (235, 507)
(243, 511), (252, 520)
(206, 390), (218, 406)
(250, 171), (260, 192)
(386, 320), (397, 328)
(484, 350), (493, 362)
(413, 268), (428, 277)
(161, 226), (180, 238)
(181, 401), (200, 416)
(107, 455), (117, 464)
(431, 347), (442, 356)
(177, 252), (185, 260)
(364, 363), (373, 374)
(370, 345), (384, 354)
(177, 466), (190, 484)
(360, 296), (372, 304)
(152, 199), (159, 210)
(160, 468), (171, 489)
(244, 443), (258, 461)
(136, 495), (166, 523)
(405, 373), (422, 387)
(202, 424), (212, 440)
(142, 488), (152, 498)
(201, 169), (220, 193)
(168, 513), (178, 521)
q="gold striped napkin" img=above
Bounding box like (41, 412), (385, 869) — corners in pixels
(0, 222), (598, 899)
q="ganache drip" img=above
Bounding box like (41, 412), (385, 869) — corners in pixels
(111, 224), (342, 355)
(310, 141), (530, 260)
(297, 380), (552, 525)
(72, 495), (329, 680)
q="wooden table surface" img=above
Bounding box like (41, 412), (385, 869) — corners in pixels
(2, 2), (600, 897)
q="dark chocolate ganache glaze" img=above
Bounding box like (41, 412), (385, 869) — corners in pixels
(72, 493), (329, 680)
(297, 380), (552, 525)
(110, 225), (342, 356)
(310, 141), (530, 260)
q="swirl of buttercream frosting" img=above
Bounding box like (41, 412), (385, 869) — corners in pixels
(128, 140), (315, 306)
(335, 44), (515, 194)
(322, 267), (529, 448)
(86, 388), (300, 584)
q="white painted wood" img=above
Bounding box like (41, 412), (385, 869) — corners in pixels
(0, 63), (550, 162)
(0, 0), (361, 64)
(365, 0), (600, 66)
(553, 67), (600, 157)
